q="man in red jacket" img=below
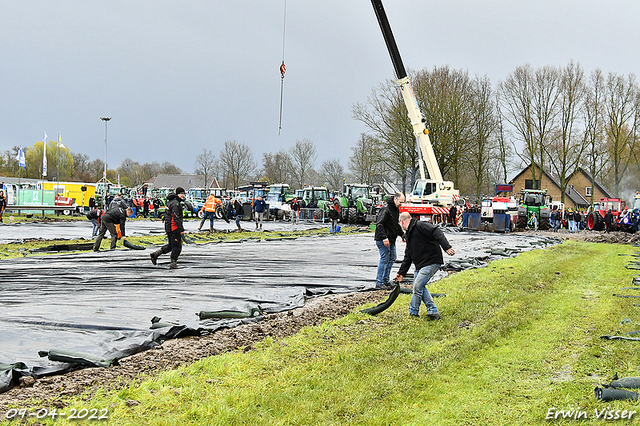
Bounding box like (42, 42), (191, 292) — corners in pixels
(395, 212), (455, 320)
(150, 187), (185, 269)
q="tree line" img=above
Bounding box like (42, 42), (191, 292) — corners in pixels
(2, 61), (639, 199)
(354, 61), (640, 203)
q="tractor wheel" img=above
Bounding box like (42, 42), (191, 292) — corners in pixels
(588, 212), (604, 231)
(517, 216), (527, 230)
(215, 207), (223, 219)
(539, 218), (550, 230)
(276, 210), (284, 220)
(348, 207), (357, 224)
(197, 209), (205, 219)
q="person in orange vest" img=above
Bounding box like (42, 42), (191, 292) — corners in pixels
(198, 194), (218, 232)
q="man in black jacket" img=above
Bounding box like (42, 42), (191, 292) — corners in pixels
(150, 187), (185, 269)
(93, 206), (132, 251)
(374, 192), (405, 289)
(395, 212), (455, 320)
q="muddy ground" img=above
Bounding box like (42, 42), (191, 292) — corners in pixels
(0, 290), (386, 414)
(1, 227), (635, 415)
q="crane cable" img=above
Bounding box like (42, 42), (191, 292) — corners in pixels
(278, 0), (287, 135)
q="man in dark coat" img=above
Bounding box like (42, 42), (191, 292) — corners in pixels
(150, 187), (185, 269)
(93, 205), (132, 251)
(449, 205), (458, 226)
(396, 212), (455, 320)
(0, 190), (5, 223)
(374, 192), (405, 289)
(604, 209), (614, 233)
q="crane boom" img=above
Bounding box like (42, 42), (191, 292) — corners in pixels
(370, 0), (442, 182)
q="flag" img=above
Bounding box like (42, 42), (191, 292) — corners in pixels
(57, 134), (66, 149)
(42, 132), (48, 177)
(16, 147), (26, 170)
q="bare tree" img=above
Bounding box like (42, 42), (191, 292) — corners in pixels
(500, 64), (561, 187)
(467, 75), (500, 199)
(348, 133), (386, 184)
(218, 140), (256, 189)
(320, 158), (345, 190)
(546, 61), (588, 203)
(414, 66), (474, 188)
(352, 79), (416, 191)
(261, 149), (291, 185)
(194, 148), (216, 188)
(289, 139), (317, 188)
(605, 72), (639, 196)
(583, 69), (608, 205)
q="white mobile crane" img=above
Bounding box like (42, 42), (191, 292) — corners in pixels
(371, 0), (460, 221)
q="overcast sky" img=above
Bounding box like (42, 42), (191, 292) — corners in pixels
(1, 0), (639, 175)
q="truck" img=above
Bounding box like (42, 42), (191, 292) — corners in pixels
(265, 183), (292, 220)
(517, 189), (551, 230)
(371, 0), (460, 222)
(334, 183), (378, 224)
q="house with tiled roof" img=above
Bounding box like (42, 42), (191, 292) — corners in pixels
(508, 163), (610, 210)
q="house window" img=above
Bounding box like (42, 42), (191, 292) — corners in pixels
(524, 179), (540, 190)
(585, 186), (592, 197)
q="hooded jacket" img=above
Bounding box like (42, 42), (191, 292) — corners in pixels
(397, 218), (452, 277)
(164, 193), (184, 233)
(101, 207), (128, 237)
(374, 196), (404, 242)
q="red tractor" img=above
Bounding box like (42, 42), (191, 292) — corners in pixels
(587, 198), (627, 231)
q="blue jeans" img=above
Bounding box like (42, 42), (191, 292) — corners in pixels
(410, 263), (441, 316)
(89, 219), (100, 237)
(200, 211), (215, 228)
(376, 240), (396, 286)
(330, 219), (338, 233)
(236, 214), (243, 227)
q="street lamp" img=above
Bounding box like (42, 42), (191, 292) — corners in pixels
(100, 116), (111, 208)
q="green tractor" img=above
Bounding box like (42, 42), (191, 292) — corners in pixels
(516, 189), (551, 230)
(301, 186), (332, 220)
(334, 183), (378, 224)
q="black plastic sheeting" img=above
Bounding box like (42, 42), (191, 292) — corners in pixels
(0, 230), (560, 393)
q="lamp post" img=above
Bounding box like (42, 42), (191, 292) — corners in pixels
(100, 116), (111, 208)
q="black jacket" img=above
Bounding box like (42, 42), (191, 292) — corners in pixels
(374, 197), (403, 242)
(234, 200), (243, 215)
(164, 193), (184, 233)
(101, 207), (128, 237)
(86, 209), (103, 221)
(328, 208), (340, 220)
(397, 218), (452, 276)
(604, 211), (614, 224)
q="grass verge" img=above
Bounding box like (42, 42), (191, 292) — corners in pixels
(8, 240), (640, 425)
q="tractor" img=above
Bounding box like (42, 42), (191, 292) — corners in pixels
(517, 189), (551, 230)
(334, 183), (378, 224)
(587, 197), (628, 232)
(301, 186), (331, 220)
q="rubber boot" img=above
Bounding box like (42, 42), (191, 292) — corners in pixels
(198, 223), (202, 231)
(150, 249), (163, 265)
(237, 226), (242, 232)
(169, 259), (178, 269)
(255, 222), (258, 229)
(259, 223), (262, 229)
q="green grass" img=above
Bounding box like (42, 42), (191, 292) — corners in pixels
(9, 240), (640, 425)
